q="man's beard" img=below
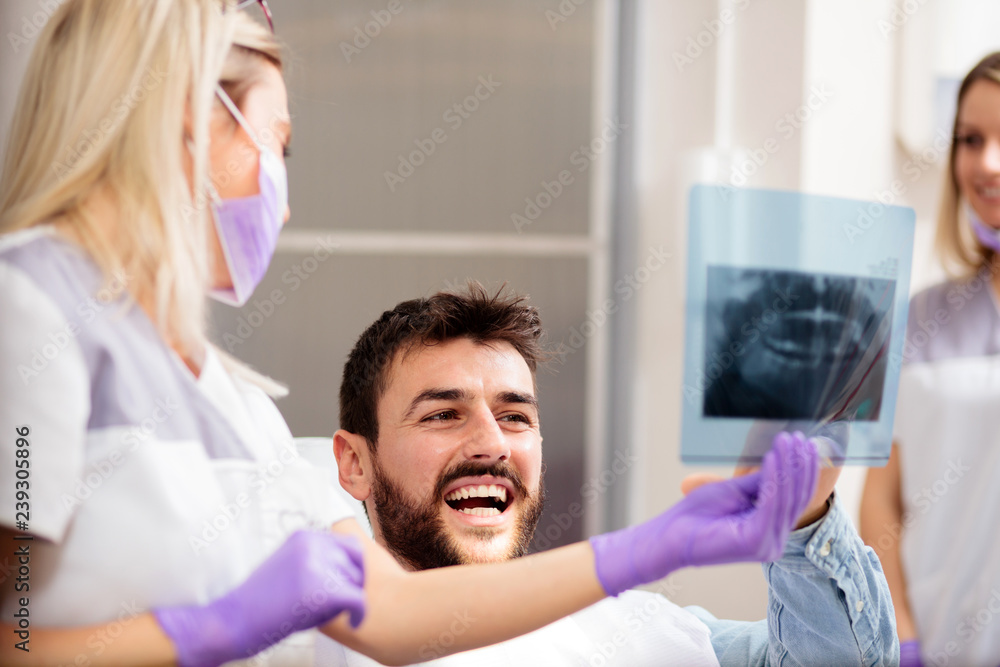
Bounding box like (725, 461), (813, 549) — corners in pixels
(369, 456), (545, 571)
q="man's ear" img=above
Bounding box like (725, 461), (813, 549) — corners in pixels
(334, 429), (373, 502)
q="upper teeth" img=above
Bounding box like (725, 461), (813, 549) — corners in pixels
(445, 484), (508, 504)
(982, 187), (1000, 197)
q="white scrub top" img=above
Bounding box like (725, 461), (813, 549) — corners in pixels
(895, 277), (1000, 666)
(314, 590), (719, 667)
(0, 227), (356, 666)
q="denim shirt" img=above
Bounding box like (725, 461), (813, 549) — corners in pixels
(688, 497), (899, 666)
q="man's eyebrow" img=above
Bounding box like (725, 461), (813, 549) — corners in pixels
(497, 391), (538, 409)
(403, 388), (473, 420)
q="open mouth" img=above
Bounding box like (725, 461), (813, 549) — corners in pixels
(444, 484), (512, 517)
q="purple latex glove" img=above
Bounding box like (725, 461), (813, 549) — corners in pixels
(899, 640), (924, 667)
(590, 431), (818, 596)
(155, 530), (366, 667)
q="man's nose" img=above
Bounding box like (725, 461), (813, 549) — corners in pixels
(462, 409), (510, 463)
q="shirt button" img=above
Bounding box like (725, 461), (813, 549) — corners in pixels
(856, 600), (864, 612)
(818, 540), (832, 557)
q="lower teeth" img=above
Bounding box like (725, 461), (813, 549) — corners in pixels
(458, 507), (501, 517)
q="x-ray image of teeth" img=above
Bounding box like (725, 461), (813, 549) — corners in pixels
(702, 267), (895, 422)
(680, 186), (914, 464)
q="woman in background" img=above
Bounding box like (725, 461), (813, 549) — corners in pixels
(861, 52), (1000, 667)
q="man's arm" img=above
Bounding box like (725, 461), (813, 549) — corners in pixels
(690, 496), (899, 666)
(321, 519), (606, 666)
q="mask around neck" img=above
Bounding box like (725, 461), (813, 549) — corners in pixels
(967, 202), (1000, 253)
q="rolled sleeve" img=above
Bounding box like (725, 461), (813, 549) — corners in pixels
(692, 497), (898, 666)
(763, 496), (898, 666)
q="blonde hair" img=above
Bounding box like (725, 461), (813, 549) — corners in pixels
(0, 0), (287, 395)
(935, 52), (1000, 277)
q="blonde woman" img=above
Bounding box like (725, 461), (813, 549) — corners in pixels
(861, 52), (1000, 667)
(0, 1), (835, 665)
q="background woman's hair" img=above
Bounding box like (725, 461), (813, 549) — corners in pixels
(935, 51), (1000, 277)
(0, 0), (288, 395)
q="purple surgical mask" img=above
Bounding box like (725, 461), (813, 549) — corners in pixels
(209, 85), (289, 307)
(967, 203), (1000, 253)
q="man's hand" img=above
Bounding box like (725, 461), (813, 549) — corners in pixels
(682, 436), (840, 529)
(590, 432), (819, 597)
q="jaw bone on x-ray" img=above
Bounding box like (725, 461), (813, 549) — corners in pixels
(680, 186), (915, 465)
(702, 267), (895, 423)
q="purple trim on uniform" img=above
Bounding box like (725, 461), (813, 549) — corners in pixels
(901, 274), (1000, 366)
(0, 235), (250, 460)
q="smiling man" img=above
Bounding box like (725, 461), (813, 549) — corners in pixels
(353, 336), (543, 570)
(323, 283), (898, 666)
(334, 288), (548, 572)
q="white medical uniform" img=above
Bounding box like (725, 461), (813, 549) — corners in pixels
(0, 227), (356, 666)
(895, 277), (1000, 666)
(314, 589), (719, 667)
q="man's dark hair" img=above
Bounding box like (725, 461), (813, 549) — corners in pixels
(339, 282), (545, 449)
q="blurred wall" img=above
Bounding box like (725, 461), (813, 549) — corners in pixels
(0, 0), (39, 158)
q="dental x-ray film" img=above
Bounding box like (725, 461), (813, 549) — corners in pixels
(680, 185), (915, 465)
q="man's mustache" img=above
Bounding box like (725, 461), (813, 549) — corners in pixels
(434, 460), (530, 499)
